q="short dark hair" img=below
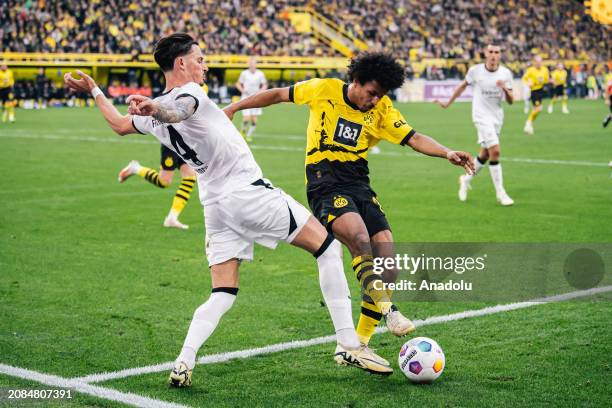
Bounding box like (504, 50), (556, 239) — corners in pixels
(153, 33), (198, 72)
(347, 52), (405, 91)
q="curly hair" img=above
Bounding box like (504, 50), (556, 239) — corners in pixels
(347, 52), (405, 91)
(154, 33), (198, 72)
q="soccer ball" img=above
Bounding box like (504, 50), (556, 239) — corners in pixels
(398, 337), (445, 383)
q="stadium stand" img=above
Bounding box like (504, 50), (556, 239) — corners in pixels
(1, 0), (609, 61)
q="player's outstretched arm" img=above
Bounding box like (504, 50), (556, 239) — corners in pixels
(407, 132), (475, 175)
(126, 95), (196, 124)
(434, 80), (468, 109)
(223, 87), (290, 120)
(64, 70), (136, 136)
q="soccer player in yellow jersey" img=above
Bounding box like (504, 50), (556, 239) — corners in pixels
(224, 52), (474, 359)
(522, 56), (550, 135)
(547, 63), (569, 114)
(0, 64), (16, 123)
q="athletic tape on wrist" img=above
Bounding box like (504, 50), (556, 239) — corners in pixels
(91, 87), (103, 99)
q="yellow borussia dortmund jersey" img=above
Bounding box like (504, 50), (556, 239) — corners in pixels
(289, 78), (415, 191)
(522, 66), (549, 91)
(0, 69), (14, 89)
(551, 69), (567, 87)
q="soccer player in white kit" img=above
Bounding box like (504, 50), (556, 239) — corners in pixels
(236, 56), (267, 142)
(64, 33), (393, 387)
(435, 44), (514, 206)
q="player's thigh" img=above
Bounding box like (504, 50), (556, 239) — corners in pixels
(159, 169), (174, 185)
(210, 259), (240, 288)
(331, 212), (371, 256)
(179, 163), (196, 178)
(204, 204), (256, 266)
(476, 123), (499, 150)
(290, 215), (329, 255)
(218, 180), (310, 250)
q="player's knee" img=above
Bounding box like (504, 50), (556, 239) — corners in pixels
(347, 232), (371, 256)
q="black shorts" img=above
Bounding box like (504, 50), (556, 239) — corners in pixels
(553, 85), (565, 98)
(0, 87), (13, 104)
(160, 144), (185, 171)
(530, 89), (544, 106)
(307, 184), (390, 237)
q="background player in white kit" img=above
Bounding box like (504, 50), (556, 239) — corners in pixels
(236, 56), (267, 142)
(64, 33), (393, 387)
(435, 44), (514, 206)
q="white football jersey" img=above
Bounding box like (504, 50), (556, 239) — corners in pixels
(132, 82), (262, 205)
(238, 69), (267, 97)
(465, 64), (513, 125)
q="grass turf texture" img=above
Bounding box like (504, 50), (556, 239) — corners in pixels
(1, 99), (611, 407)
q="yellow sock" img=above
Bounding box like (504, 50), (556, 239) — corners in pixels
(8, 105), (15, 121)
(2, 108), (6, 122)
(356, 300), (382, 345)
(351, 255), (392, 315)
(528, 109), (540, 122)
(137, 167), (168, 188)
(562, 97), (568, 110)
(170, 176), (196, 217)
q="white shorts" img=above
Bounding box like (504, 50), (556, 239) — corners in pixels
(242, 107), (262, 117)
(475, 122), (501, 148)
(204, 179), (311, 266)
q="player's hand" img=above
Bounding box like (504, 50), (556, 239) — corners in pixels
(64, 70), (97, 93)
(446, 151), (475, 175)
(495, 80), (505, 89)
(222, 105), (235, 120)
(433, 99), (450, 109)
(126, 95), (158, 116)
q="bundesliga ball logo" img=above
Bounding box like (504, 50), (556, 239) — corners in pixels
(398, 337), (445, 383)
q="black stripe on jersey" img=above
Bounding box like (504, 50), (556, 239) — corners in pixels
(132, 118), (146, 134)
(400, 129), (416, 146)
(288, 85), (295, 103)
(175, 93), (199, 114)
(342, 83), (360, 111)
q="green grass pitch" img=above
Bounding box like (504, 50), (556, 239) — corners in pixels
(1, 99), (611, 407)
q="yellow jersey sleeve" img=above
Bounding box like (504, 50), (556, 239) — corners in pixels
(289, 78), (325, 105)
(377, 97), (415, 145)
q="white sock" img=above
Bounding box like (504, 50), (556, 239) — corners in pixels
(489, 162), (505, 195)
(176, 290), (237, 369)
(316, 238), (360, 350)
(465, 156), (486, 182)
(247, 124), (256, 138)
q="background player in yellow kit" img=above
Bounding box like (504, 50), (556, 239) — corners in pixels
(0, 64), (16, 123)
(548, 62), (569, 114)
(523, 56), (549, 135)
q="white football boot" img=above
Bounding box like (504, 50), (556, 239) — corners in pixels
(523, 121), (534, 135)
(334, 344), (393, 375)
(458, 174), (471, 202)
(496, 191), (514, 206)
(547, 104), (553, 114)
(168, 361), (192, 388)
(164, 214), (189, 230)
(385, 309), (416, 337)
(118, 160), (140, 182)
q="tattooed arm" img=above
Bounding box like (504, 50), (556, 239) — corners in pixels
(127, 95), (198, 123)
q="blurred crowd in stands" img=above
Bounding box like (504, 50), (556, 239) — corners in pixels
(2, 0), (610, 108)
(1, 0), (609, 61)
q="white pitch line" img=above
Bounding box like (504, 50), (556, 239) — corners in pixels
(1, 132), (608, 168)
(0, 364), (189, 408)
(75, 285), (612, 384)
